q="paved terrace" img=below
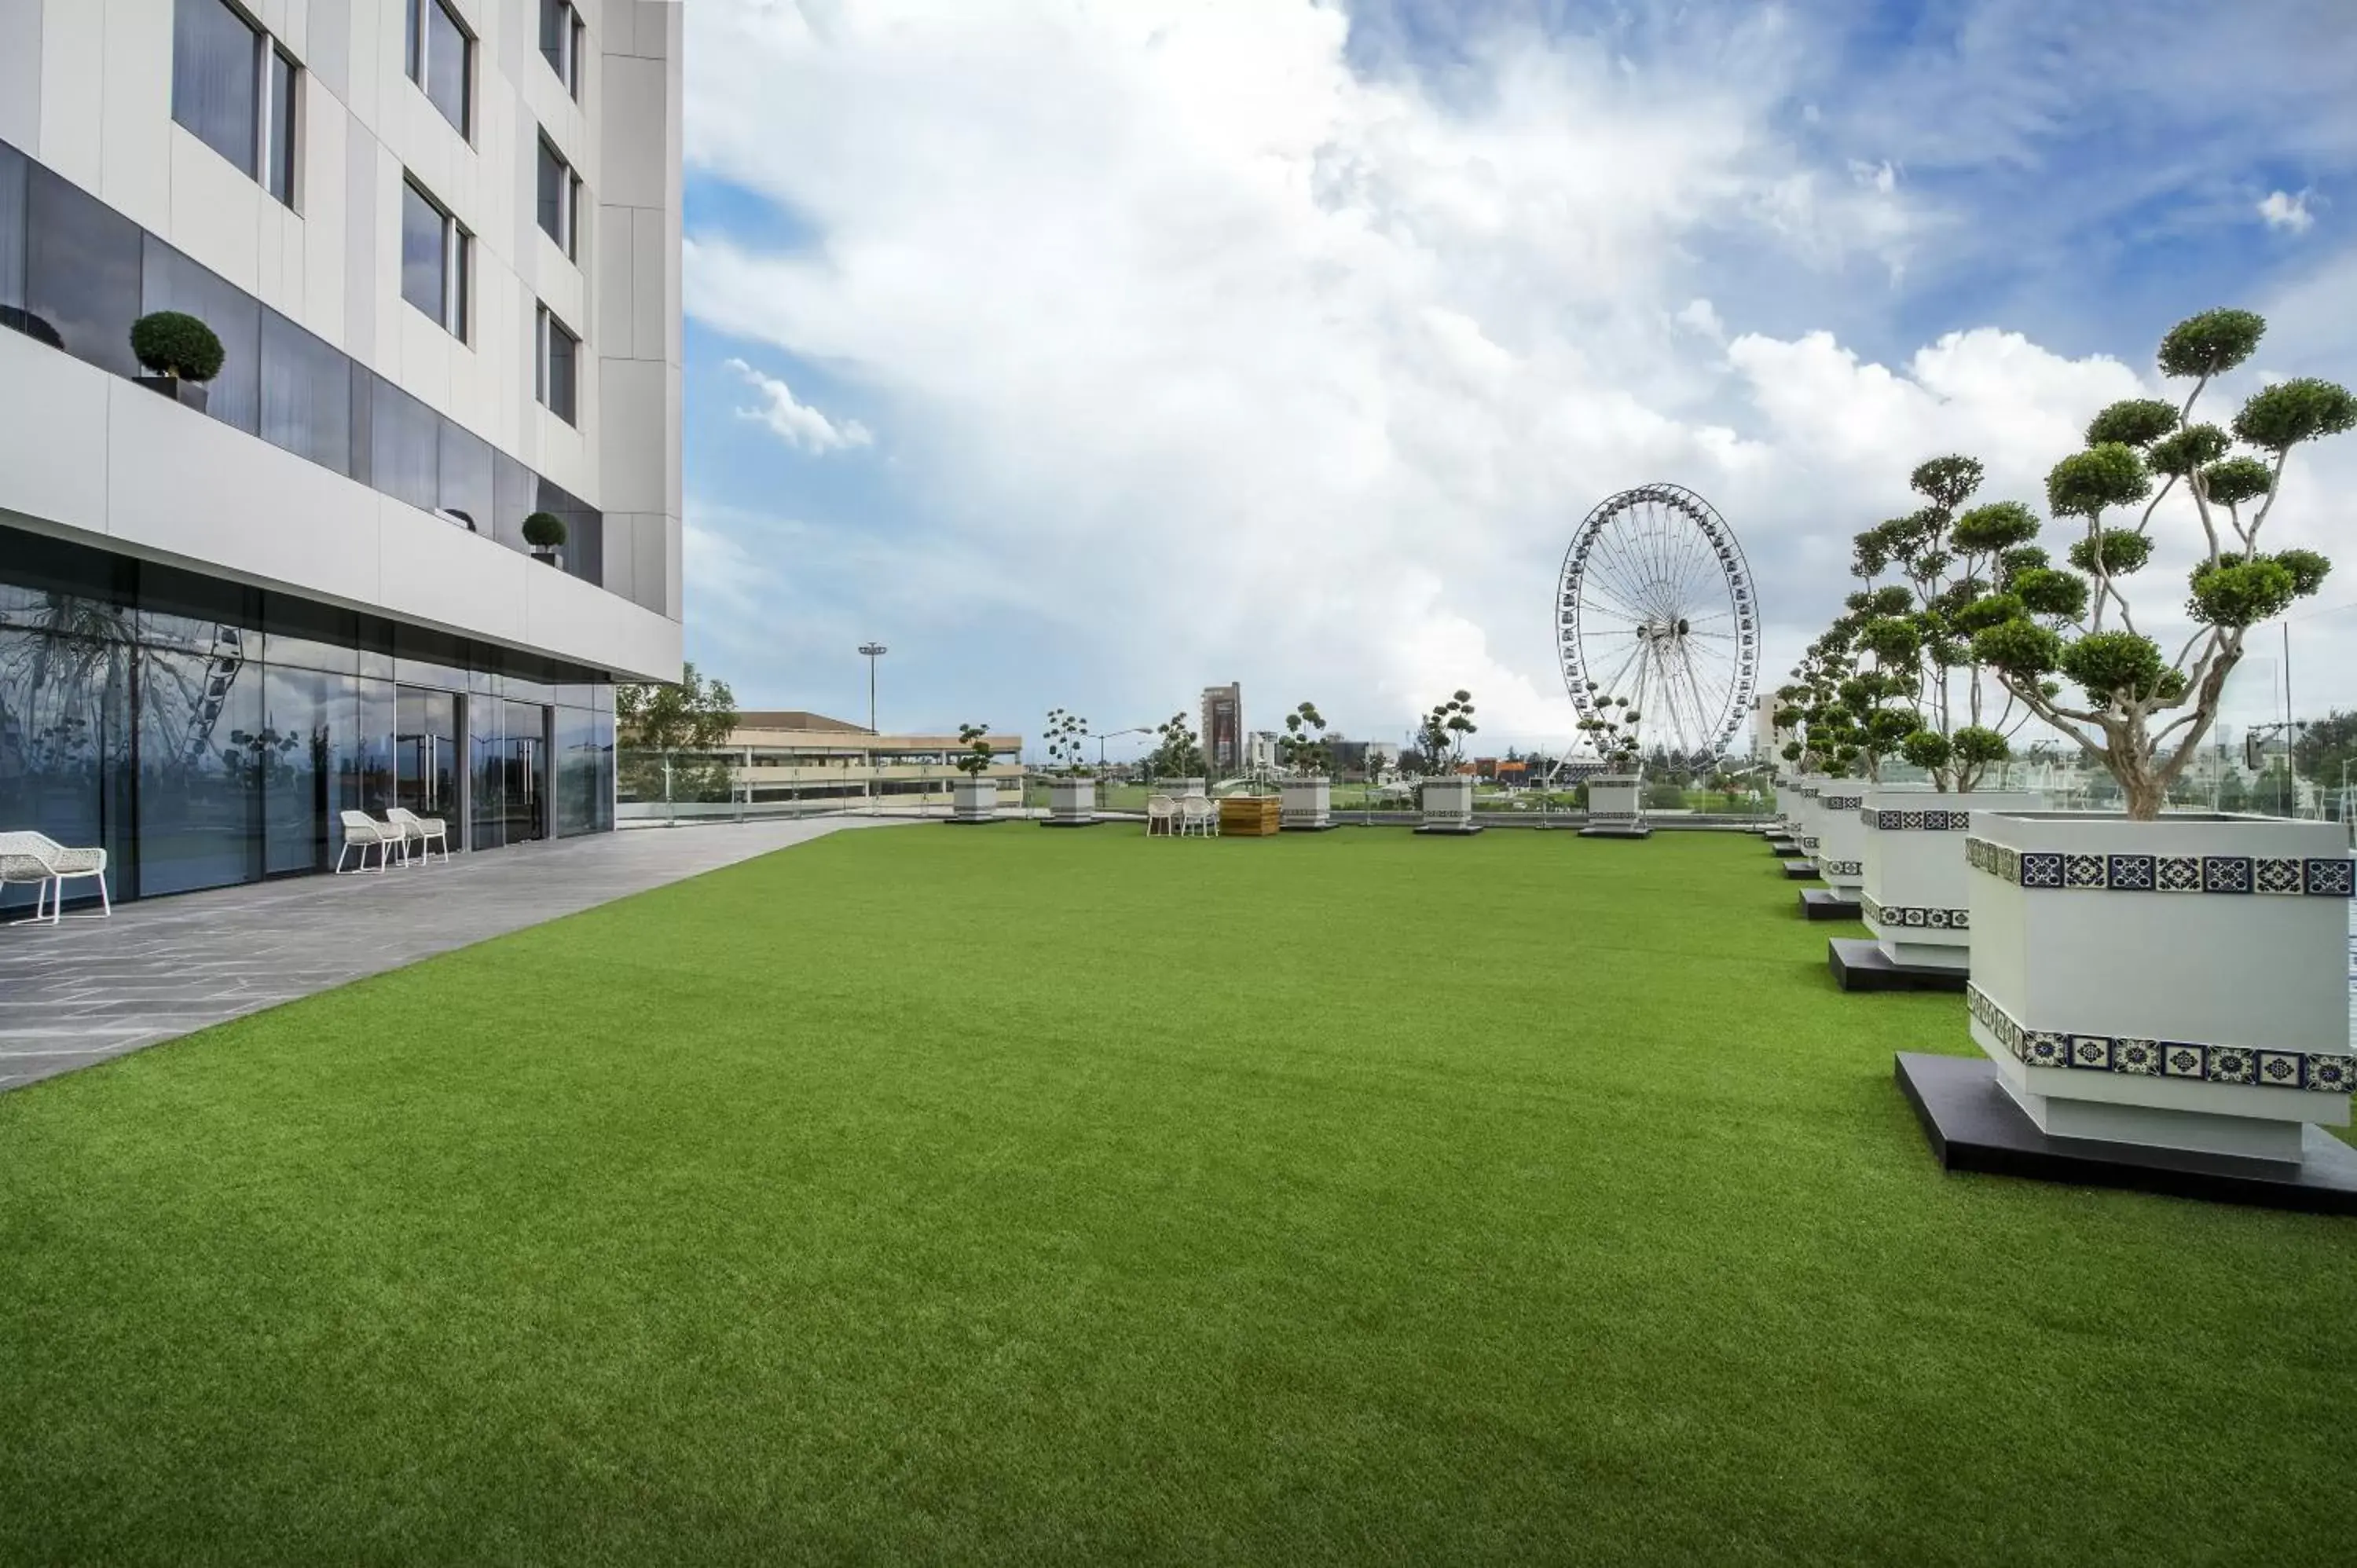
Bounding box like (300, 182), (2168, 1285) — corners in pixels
(0, 819), (900, 1093)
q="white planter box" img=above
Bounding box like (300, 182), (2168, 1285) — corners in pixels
(1048, 779), (1097, 822)
(1858, 786), (2042, 970)
(1279, 779), (1331, 829)
(1587, 775), (1644, 826)
(1420, 777), (1475, 830)
(1808, 779), (1875, 892)
(1791, 775), (1829, 859)
(1773, 779), (1798, 834)
(1966, 811), (2354, 1161)
(951, 776), (1000, 822)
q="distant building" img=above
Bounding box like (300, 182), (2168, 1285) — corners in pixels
(710, 713), (1025, 810)
(1200, 683), (1244, 776)
(1246, 730), (1280, 773)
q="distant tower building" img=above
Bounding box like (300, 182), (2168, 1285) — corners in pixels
(1200, 683), (1244, 776)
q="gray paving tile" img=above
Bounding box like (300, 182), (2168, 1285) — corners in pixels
(0, 820), (900, 1093)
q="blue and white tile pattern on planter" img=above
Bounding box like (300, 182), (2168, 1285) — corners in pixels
(1963, 810), (2354, 1163)
(1860, 788), (2043, 974)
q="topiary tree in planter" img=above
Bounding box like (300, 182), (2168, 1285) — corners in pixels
(1417, 691), (1477, 775)
(130, 310), (225, 410)
(1575, 683), (1642, 769)
(1142, 711), (1204, 782)
(949, 721), (999, 822)
(954, 722), (994, 778)
(1277, 702), (1330, 776)
(1043, 706), (1091, 776)
(522, 511), (569, 563)
(1961, 309), (2354, 819)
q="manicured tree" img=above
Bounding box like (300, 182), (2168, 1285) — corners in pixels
(617, 661), (739, 803)
(1575, 683), (1642, 768)
(1417, 691), (1477, 774)
(1277, 702), (1331, 776)
(1144, 711), (1204, 779)
(1849, 456), (2057, 789)
(953, 722), (995, 778)
(1963, 309), (2353, 819)
(1043, 707), (1091, 775)
(130, 310), (226, 383)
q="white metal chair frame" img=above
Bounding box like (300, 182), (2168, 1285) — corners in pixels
(384, 807), (451, 864)
(1146, 794), (1180, 837)
(0, 830), (112, 925)
(1178, 795), (1219, 838)
(336, 811), (401, 874)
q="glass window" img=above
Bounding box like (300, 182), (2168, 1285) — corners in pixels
(536, 305), (578, 425)
(493, 451), (537, 552)
(266, 48), (298, 206)
(395, 687), (460, 831)
(409, 0), (471, 137)
(0, 140), (26, 329)
(134, 643), (262, 896)
(260, 663), (346, 875)
(536, 137), (574, 254)
(554, 704), (596, 837)
(400, 178), (459, 334)
(259, 308), (350, 472)
(353, 676), (396, 815)
(260, 592), (357, 676)
(0, 629), (132, 912)
(141, 238), (262, 434)
(541, 0), (585, 98)
(368, 375), (439, 512)
(469, 695), (504, 851)
(24, 165), (144, 374)
(137, 561), (259, 654)
(438, 417), (492, 532)
(172, 0), (260, 176)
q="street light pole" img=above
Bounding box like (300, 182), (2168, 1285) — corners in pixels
(857, 643), (887, 814)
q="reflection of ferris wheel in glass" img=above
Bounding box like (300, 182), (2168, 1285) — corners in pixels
(1556, 483), (1759, 764)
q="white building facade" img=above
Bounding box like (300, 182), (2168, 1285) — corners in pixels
(0, 0), (683, 902)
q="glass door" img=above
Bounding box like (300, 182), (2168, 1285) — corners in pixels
(396, 687), (459, 840)
(502, 700), (548, 844)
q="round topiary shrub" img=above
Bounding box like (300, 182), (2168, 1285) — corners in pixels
(522, 511), (568, 549)
(130, 311), (226, 382)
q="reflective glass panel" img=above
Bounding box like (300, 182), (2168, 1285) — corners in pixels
(172, 0), (259, 177)
(25, 165), (144, 374)
(401, 180), (446, 327)
(260, 663), (345, 875)
(0, 630), (131, 911)
(134, 644), (262, 895)
(142, 237), (262, 434)
(259, 309), (352, 473)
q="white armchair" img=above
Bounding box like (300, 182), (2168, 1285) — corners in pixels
(0, 831), (112, 925)
(1145, 794), (1180, 837)
(336, 811), (400, 874)
(384, 807), (450, 864)
(1178, 795), (1219, 838)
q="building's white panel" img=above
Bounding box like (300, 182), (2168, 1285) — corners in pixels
(598, 53), (662, 208)
(98, 0), (173, 235)
(168, 129), (266, 292)
(596, 355), (664, 514)
(107, 374), (383, 607)
(0, 0), (45, 155)
(37, 0), (104, 190)
(0, 329), (112, 535)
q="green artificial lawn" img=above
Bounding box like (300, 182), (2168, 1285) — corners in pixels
(3, 829), (2351, 1566)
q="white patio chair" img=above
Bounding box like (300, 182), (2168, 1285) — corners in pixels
(0, 830), (110, 925)
(1178, 794), (1219, 839)
(385, 807), (450, 864)
(336, 811), (399, 874)
(1146, 794), (1180, 837)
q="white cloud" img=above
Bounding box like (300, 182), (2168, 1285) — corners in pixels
(678, 1), (2357, 751)
(724, 358), (874, 453)
(2257, 189), (2315, 234)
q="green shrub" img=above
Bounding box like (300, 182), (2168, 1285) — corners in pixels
(522, 511), (569, 549)
(130, 311), (225, 382)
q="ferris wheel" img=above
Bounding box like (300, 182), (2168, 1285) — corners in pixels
(1556, 483), (1758, 765)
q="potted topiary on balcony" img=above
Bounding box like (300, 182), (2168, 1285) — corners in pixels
(1832, 457), (2052, 988)
(1040, 706), (1099, 826)
(1413, 691), (1479, 833)
(130, 310), (224, 412)
(1574, 687), (1651, 839)
(1277, 701), (1335, 830)
(523, 510), (569, 568)
(948, 722), (1000, 822)
(1910, 308), (2357, 1179)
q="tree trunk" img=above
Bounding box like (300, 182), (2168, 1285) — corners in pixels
(2113, 754), (2166, 821)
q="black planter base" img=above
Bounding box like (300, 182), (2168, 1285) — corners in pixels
(1830, 938), (1967, 992)
(1781, 860), (1818, 880)
(1038, 817), (1104, 828)
(1577, 825), (1652, 839)
(137, 374), (208, 412)
(943, 816), (1005, 826)
(1413, 824), (1485, 836)
(1799, 888), (1860, 921)
(1895, 1053), (2357, 1215)
(1770, 841), (1805, 859)
(1281, 822), (1342, 832)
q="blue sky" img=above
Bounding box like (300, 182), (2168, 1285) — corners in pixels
(677, 0), (2357, 757)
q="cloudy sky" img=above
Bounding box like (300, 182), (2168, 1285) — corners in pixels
(677, 0), (2357, 759)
